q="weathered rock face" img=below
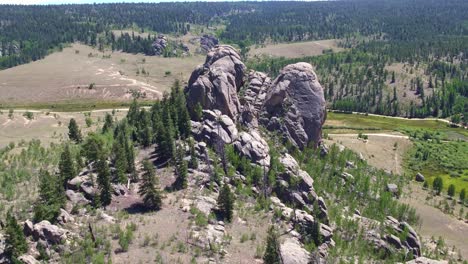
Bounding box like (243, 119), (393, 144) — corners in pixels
(280, 237), (311, 264)
(262, 62), (326, 149)
(233, 130), (270, 167)
(200, 35), (219, 53)
(29, 221), (70, 245)
(186, 45), (246, 119)
(240, 71), (271, 128)
(191, 110), (238, 144)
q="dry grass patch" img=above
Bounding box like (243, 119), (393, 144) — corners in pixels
(249, 39), (344, 58)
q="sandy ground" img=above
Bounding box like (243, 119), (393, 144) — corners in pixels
(0, 43), (203, 105)
(402, 183), (468, 258)
(249, 39), (344, 58)
(325, 132), (412, 174)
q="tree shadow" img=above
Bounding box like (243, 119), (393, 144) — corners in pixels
(123, 202), (148, 214)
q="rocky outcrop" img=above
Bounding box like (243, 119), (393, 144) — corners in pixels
(28, 220), (70, 245)
(152, 34), (168, 56)
(280, 237), (311, 264)
(186, 45), (246, 119)
(233, 130), (270, 167)
(384, 216), (421, 257)
(262, 62), (326, 149)
(191, 110), (238, 144)
(18, 255), (40, 264)
(65, 189), (90, 205)
(200, 35), (219, 53)
(240, 71), (271, 128)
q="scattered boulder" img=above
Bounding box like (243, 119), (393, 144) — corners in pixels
(18, 255), (40, 264)
(191, 110), (238, 144)
(415, 172), (425, 182)
(233, 130), (270, 167)
(200, 35), (219, 53)
(195, 196), (217, 216)
(31, 221), (69, 245)
(262, 62), (326, 149)
(386, 183), (399, 194)
(57, 209), (74, 225)
(65, 189), (90, 206)
(341, 172), (355, 182)
(280, 237), (311, 264)
(112, 183), (128, 196)
(186, 45), (246, 119)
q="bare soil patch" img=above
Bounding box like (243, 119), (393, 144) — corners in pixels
(249, 39), (344, 58)
(325, 132), (412, 174)
(0, 43), (203, 105)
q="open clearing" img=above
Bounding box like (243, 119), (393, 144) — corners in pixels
(324, 113), (468, 259)
(0, 109), (127, 148)
(0, 43), (203, 108)
(249, 39), (344, 58)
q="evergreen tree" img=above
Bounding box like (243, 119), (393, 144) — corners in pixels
(432, 176), (443, 195)
(113, 139), (128, 184)
(96, 155), (112, 206)
(174, 142), (188, 189)
(33, 169), (65, 223)
(68, 118), (82, 143)
(263, 226), (281, 264)
(139, 159), (162, 210)
(59, 144), (75, 188)
(460, 189), (466, 203)
(127, 98), (140, 127)
(172, 81), (191, 139)
(447, 184), (455, 198)
(4, 210), (28, 261)
(102, 113), (114, 134)
(391, 71), (395, 84)
(217, 184), (234, 222)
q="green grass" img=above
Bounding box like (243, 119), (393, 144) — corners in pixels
(326, 112), (468, 140)
(405, 139), (468, 194)
(0, 100), (154, 112)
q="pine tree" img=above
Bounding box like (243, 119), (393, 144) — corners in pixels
(391, 71), (396, 84)
(433, 176), (443, 195)
(447, 184), (455, 198)
(263, 226), (281, 264)
(113, 140), (128, 184)
(96, 155), (112, 206)
(68, 118), (82, 143)
(174, 142), (188, 189)
(34, 169), (65, 223)
(139, 159), (162, 210)
(4, 210), (28, 260)
(59, 144), (76, 188)
(217, 184), (234, 222)
(460, 189), (466, 203)
(102, 113), (114, 134)
(127, 98), (140, 127)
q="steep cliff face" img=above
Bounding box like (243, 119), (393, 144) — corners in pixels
(186, 45), (246, 119)
(262, 62), (326, 149)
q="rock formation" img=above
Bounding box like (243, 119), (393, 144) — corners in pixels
(200, 35), (219, 53)
(152, 34), (168, 56)
(186, 45), (246, 119)
(262, 62), (326, 149)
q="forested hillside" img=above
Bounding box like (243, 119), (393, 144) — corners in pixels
(0, 0), (467, 121)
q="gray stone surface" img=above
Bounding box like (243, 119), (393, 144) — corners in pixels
(263, 62), (326, 149)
